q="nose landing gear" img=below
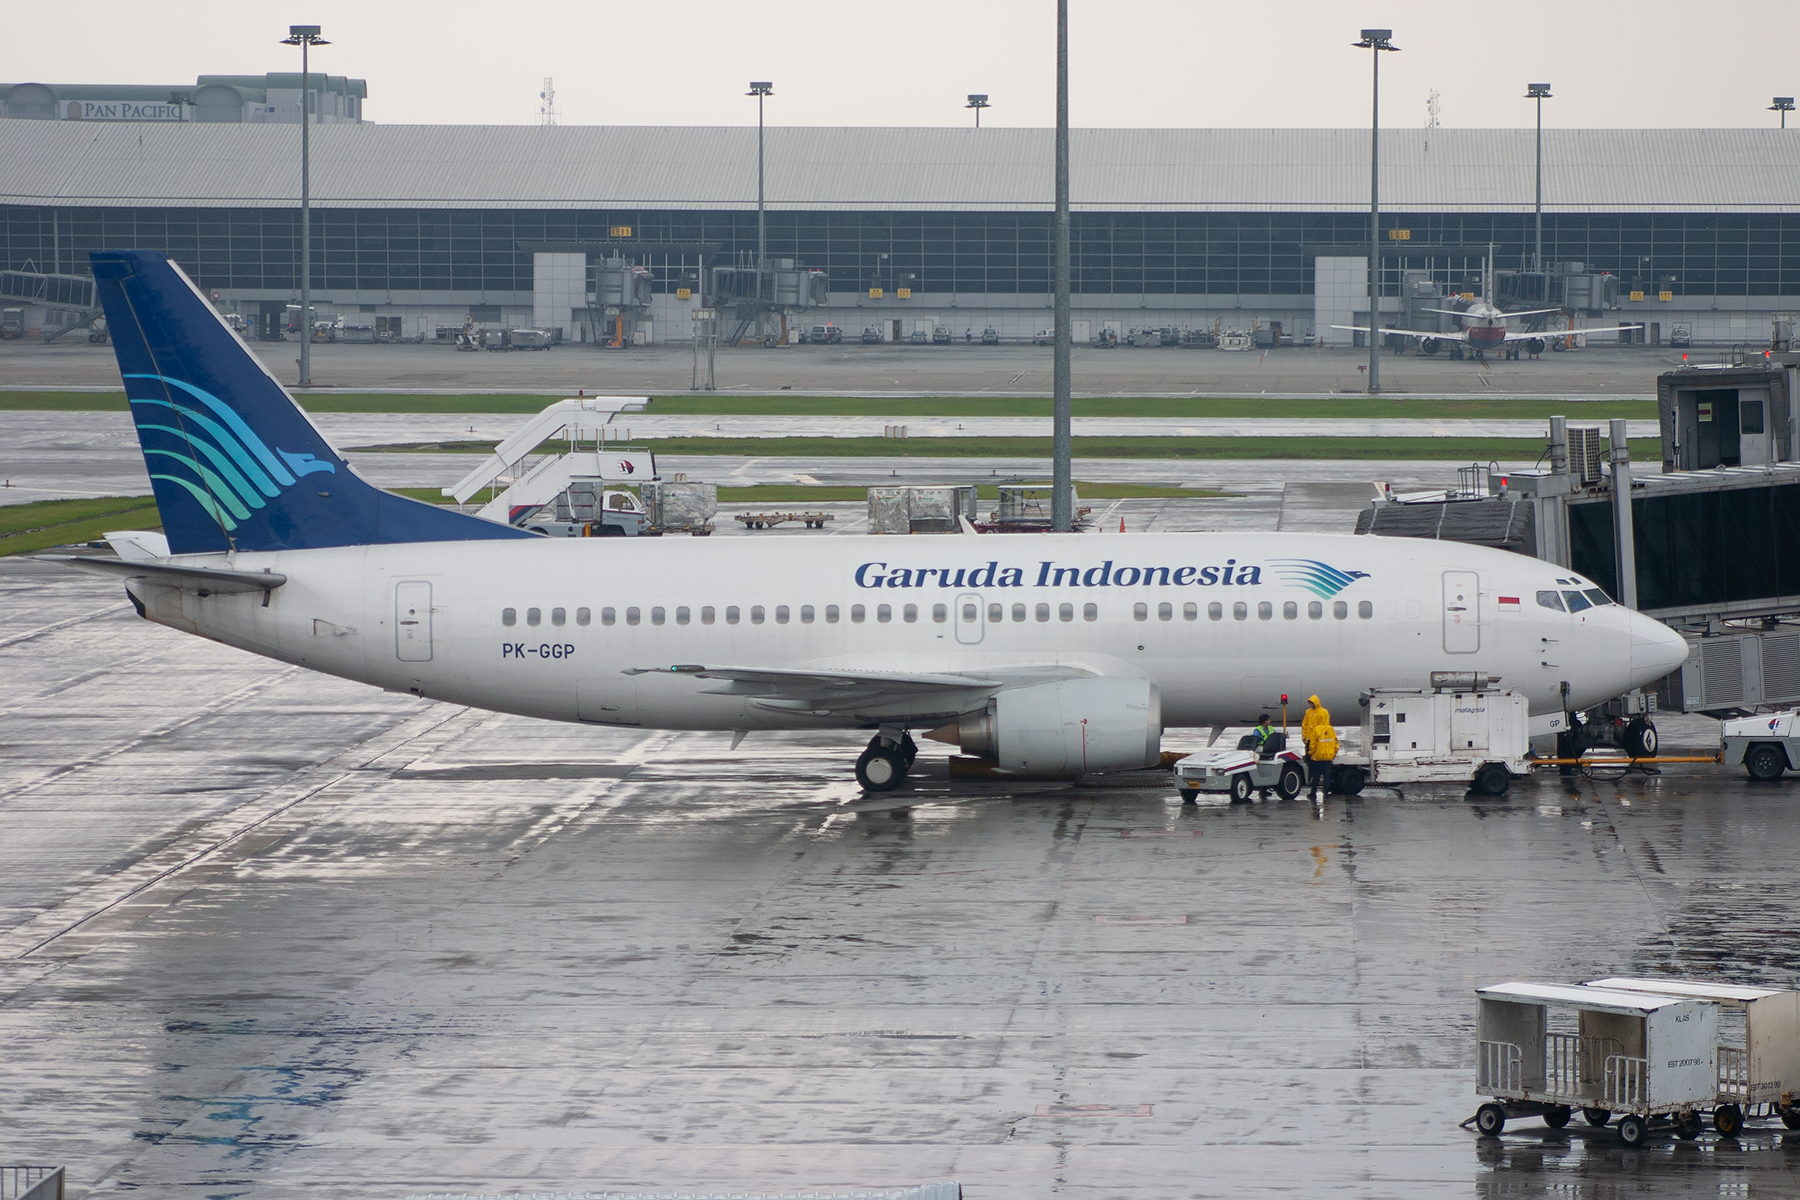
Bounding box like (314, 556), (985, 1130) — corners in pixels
(855, 730), (918, 792)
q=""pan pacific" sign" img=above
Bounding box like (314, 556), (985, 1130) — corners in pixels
(64, 100), (188, 121)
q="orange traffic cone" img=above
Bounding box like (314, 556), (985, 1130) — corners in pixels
(1119, 517), (1126, 532)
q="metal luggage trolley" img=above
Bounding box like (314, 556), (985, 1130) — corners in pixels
(1474, 982), (1719, 1146)
(1589, 978), (1800, 1136)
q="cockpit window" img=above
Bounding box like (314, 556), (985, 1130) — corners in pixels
(1536, 590), (1566, 612)
(1563, 590), (1593, 613)
(1582, 588), (1613, 607)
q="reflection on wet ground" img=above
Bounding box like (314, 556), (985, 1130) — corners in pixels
(3, 559), (1797, 1198)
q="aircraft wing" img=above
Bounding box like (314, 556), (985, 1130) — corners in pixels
(1501, 324), (1644, 343)
(621, 662), (1082, 721)
(57, 556), (287, 595)
(1329, 324), (1468, 342)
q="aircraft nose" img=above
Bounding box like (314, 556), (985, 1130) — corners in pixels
(1629, 611), (1689, 686)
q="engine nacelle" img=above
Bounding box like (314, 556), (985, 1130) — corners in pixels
(1525, 337), (1546, 355)
(953, 677), (1161, 774)
(1419, 337), (1441, 356)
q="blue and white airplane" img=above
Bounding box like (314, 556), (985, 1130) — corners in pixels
(73, 251), (1687, 790)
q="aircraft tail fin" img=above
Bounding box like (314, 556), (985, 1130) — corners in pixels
(91, 251), (533, 555)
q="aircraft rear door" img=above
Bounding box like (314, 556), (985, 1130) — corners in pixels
(395, 581), (433, 662)
(1443, 571), (1480, 654)
(955, 593), (985, 645)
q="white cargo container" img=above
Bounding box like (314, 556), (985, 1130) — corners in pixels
(1589, 977), (1800, 1134)
(1474, 981), (1720, 1146)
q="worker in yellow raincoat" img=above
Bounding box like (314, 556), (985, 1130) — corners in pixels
(1300, 694), (1338, 799)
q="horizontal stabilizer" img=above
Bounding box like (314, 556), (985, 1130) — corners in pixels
(57, 556), (286, 595)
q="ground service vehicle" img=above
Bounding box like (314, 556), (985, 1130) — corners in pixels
(1721, 708), (1800, 780)
(932, 326), (953, 344)
(1034, 329), (1053, 345)
(862, 325), (883, 344)
(1, 308), (24, 339)
(1176, 732), (1307, 802)
(808, 323), (842, 344)
(981, 327), (1000, 344)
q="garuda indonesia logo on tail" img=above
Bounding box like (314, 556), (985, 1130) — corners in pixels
(125, 374), (335, 532)
(1269, 559), (1371, 599)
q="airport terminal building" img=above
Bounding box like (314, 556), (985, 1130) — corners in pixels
(2, 119), (1797, 344)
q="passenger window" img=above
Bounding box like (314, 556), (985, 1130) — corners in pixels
(1583, 588), (1613, 607)
(1209, 602), (1223, 621)
(826, 605), (840, 623)
(751, 605), (765, 624)
(1158, 602), (1173, 621)
(701, 606), (715, 624)
(1333, 601), (1348, 619)
(1133, 602), (1148, 622)
(1183, 602), (1197, 621)
(601, 607), (616, 626)
(988, 603), (1003, 622)
(1537, 590), (1566, 612)
(1282, 601), (1297, 620)
(903, 603), (918, 623)
(651, 606), (665, 626)
(933, 603), (948, 623)
(1012, 603), (1026, 622)
(1232, 602), (1247, 620)
(726, 605), (740, 625)
(800, 605), (814, 623)
(877, 604), (892, 623)
(962, 602), (978, 623)
(551, 607), (566, 626)
(775, 605), (789, 624)
(1036, 603), (1051, 622)
(501, 607), (517, 626)
(851, 604), (865, 623)
(1257, 602), (1272, 621)
(1060, 602), (1075, 622)
(675, 606), (690, 625)
(1308, 601), (1323, 620)
(1563, 591), (1592, 613)
(576, 607), (591, 626)
(527, 607), (542, 627)
(626, 606), (641, 626)
(1083, 603), (1099, 621)
(1358, 601), (1373, 619)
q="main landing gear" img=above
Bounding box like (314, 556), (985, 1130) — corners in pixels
(855, 729), (918, 792)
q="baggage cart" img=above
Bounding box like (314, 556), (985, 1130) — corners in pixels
(1473, 982), (1719, 1146)
(1588, 978), (1800, 1135)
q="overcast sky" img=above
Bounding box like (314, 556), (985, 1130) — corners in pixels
(14, 0), (1799, 130)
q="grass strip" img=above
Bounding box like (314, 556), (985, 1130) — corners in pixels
(0, 495), (161, 557)
(356, 435), (1661, 462)
(0, 390), (1655, 420)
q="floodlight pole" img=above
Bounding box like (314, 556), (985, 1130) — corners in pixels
(966, 94), (990, 128)
(1052, 0), (1072, 532)
(1527, 85), (1552, 275)
(1354, 29), (1397, 395)
(1773, 97), (1796, 129)
(749, 83), (773, 282)
(282, 25), (329, 387)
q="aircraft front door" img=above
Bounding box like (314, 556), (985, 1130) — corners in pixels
(955, 593), (984, 645)
(1442, 571), (1479, 654)
(395, 580), (433, 662)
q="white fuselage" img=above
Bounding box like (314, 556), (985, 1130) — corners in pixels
(125, 531), (1687, 733)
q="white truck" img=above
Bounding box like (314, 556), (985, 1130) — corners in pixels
(1352, 683), (1533, 795)
(1720, 708), (1800, 781)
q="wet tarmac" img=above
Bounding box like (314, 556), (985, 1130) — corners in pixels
(4, 557), (1799, 1200)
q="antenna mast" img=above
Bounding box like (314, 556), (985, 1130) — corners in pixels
(538, 77), (557, 127)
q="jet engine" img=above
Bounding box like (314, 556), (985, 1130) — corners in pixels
(1420, 337), (1442, 356)
(1524, 337), (1546, 355)
(932, 677), (1162, 774)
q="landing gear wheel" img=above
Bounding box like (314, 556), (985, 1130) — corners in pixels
(855, 746), (906, 792)
(1714, 1103), (1744, 1138)
(1617, 1113), (1648, 1147)
(1475, 1103), (1507, 1136)
(1473, 763), (1513, 796)
(1276, 763), (1305, 801)
(1746, 743), (1787, 782)
(1332, 766), (1367, 796)
(1542, 1105), (1571, 1129)
(1229, 773), (1254, 804)
(1583, 1107), (1611, 1128)
(1625, 717), (1658, 758)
